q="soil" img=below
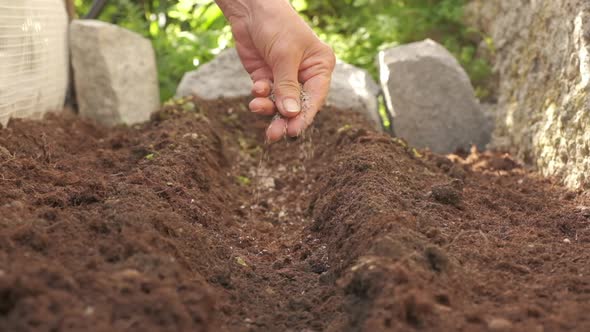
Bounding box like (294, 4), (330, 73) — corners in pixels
(0, 97), (589, 332)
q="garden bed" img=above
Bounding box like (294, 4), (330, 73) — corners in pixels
(0, 98), (589, 331)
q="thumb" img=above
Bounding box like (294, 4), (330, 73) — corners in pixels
(273, 59), (302, 118)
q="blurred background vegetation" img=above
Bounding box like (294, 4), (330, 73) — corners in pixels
(74, 0), (492, 102)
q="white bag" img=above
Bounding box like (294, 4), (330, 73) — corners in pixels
(0, 0), (69, 127)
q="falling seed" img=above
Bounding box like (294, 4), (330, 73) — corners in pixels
(84, 306), (95, 316)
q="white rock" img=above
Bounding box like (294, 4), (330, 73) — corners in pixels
(176, 48), (382, 131)
(379, 39), (491, 153)
(70, 20), (160, 126)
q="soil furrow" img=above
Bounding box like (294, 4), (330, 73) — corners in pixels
(0, 98), (589, 331)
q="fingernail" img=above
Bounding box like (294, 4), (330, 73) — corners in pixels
(283, 98), (300, 114)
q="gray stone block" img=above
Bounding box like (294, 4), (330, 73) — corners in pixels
(176, 48), (251, 100)
(379, 39), (490, 153)
(328, 60), (382, 131)
(70, 20), (160, 127)
(177, 48), (382, 131)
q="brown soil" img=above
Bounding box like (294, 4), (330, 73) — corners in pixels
(1, 98), (589, 332)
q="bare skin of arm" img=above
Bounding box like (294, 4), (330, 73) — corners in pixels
(215, 0), (335, 142)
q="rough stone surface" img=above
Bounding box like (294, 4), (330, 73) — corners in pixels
(467, 0), (590, 189)
(328, 60), (381, 130)
(379, 39), (491, 154)
(176, 48), (382, 131)
(176, 48), (252, 101)
(70, 20), (160, 126)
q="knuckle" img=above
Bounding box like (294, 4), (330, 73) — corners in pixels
(313, 43), (336, 72)
(326, 56), (336, 71)
(327, 51), (336, 69)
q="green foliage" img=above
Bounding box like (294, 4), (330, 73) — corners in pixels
(297, 0), (491, 94)
(75, 0), (232, 101)
(75, 0), (491, 102)
(150, 1), (232, 101)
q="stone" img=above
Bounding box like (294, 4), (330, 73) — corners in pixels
(176, 48), (252, 100)
(466, 0), (590, 189)
(176, 48), (382, 131)
(70, 20), (160, 127)
(327, 60), (382, 130)
(379, 39), (491, 153)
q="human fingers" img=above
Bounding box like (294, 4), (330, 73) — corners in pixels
(272, 55), (303, 119)
(286, 74), (331, 137)
(249, 97), (276, 116)
(251, 79), (272, 98)
(266, 116), (288, 143)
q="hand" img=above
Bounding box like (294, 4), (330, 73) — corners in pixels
(216, 0), (336, 142)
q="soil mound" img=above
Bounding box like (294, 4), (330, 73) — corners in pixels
(0, 98), (589, 331)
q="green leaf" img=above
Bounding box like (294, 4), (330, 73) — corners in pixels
(235, 257), (248, 267)
(236, 176), (251, 186)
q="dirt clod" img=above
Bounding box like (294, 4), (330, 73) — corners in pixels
(430, 182), (463, 207)
(424, 245), (449, 273)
